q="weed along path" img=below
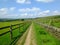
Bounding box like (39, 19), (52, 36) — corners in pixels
(16, 23), (36, 45)
(15, 26), (29, 45)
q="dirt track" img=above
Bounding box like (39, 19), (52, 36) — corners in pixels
(16, 23), (36, 45)
(24, 24), (32, 45)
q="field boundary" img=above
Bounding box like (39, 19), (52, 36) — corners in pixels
(36, 22), (60, 39)
(0, 22), (31, 45)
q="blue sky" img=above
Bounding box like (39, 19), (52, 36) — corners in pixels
(0, 0), (60, 18)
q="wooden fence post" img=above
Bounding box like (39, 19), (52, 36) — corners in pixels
(23, 23), (24, 30)
(10, 25), (13, 40)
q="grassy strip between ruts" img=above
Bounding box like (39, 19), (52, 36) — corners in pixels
(33, 22), (60, 45)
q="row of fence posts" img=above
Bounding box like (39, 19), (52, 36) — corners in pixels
(9, 22), (28, 45)
(0, 21), (31, 45)
(9, 24), (21, 40)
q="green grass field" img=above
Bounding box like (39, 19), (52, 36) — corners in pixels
(0, 20), (31, 45)
(0, 20), (23, 34)
(35, 15), (60, 28)
(33, 23), (60, 45)
(0, 20), (29, 34)
(0, 20), (22, 28)
(0, 15), (60, 45)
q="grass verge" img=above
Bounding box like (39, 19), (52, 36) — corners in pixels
(33, 23), (60, 45)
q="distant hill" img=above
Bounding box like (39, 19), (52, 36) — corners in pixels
(0, 18), (20, 22)
(36, 15), (60, 19)
(45, 15), (60, 19)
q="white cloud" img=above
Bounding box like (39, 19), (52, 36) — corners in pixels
(0, 7), (60, 18)
(21, 13), (28, 16)
(26, 1), (31, 4)
(18, 8), (50, 18)
(16, 0), (25, 3)
(10, 7), (16, 11)
(53, 10), (60, 15)
(37, 10), (50, 17)
(16, 0), (31, 4)
(0, 7), (17, 18)
(36, 0), (54, 3)
(0, 8), (8, 12)
(42, 10), (50, 14)
(19, 13), (35, 18)
(18, 7), (41, 18)
(31, 7), (40, 11)
(0, 8), (8, 15)
(18, 7), (41, 12)
(0, 7), (16, 15)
